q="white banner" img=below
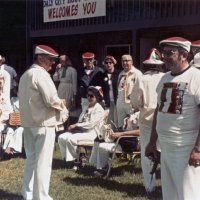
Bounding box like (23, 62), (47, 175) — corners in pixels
(43, 0), (106, 23)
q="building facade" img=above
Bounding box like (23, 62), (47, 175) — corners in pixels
(27, 0), (200, 70)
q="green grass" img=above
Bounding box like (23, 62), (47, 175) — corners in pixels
(0, 145), (162, 200)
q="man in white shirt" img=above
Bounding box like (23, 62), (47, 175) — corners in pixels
(19, 45), (68, 200)
(146, 37), (200, 200)
(116, 54), (142, 127)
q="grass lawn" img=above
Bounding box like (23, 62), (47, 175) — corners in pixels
(0, 144), (162, 200)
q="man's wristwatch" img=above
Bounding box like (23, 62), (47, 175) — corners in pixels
(193, 146), (200, 153)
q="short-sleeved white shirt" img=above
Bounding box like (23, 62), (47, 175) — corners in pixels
(156, 66), (200, 146)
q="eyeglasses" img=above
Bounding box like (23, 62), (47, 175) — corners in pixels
(162, 50), (177, 57)
(121, 60), (131, 62)
(87, 94), (95, 98)
(105, 62), (113, 64)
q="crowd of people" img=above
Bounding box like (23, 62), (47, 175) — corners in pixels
(0, 36), (200, 200)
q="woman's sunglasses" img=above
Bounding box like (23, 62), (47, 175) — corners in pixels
(87, 94), (95, 98)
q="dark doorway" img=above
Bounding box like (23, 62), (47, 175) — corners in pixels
(105, 44), (132, 70)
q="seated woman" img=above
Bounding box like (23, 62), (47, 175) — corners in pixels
(3, 93), (24, 158)
(58, 86), (105, 168)
(89, 111), (140, 177)
(0, 74), (12, 132)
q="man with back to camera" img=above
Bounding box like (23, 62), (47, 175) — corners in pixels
(130, 48), (164, 196)
(19, 45), (68, 200)
(145, 37), (200, 200)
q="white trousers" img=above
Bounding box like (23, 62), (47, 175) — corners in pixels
(21, 127), (55, 200)
(3, 127), (24, 153)
(140, 132), (156, 192)
(89, 141), (122, 169)
(116, 99), (132, 127)
(58, 130), (96, 162)
(160, 141), (200, 200)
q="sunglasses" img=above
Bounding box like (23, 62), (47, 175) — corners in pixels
(162, 50), (177, 57)
(105, 61), (113, 64)
(87, 94), (95, 98)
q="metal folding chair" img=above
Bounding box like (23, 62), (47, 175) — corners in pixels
(105, 136), (140, 178)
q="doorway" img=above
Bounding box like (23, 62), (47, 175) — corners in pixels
(105, 44), (132, 70)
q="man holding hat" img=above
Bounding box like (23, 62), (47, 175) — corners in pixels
(78, 52), (104, 112)
(146, 37), (200, 200)
(19, 45), (68, 200)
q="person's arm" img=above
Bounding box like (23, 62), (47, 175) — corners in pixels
(189, 128), (200, 167)
(110, 129), (140, 139)
(145, 106), (158, 158)
(37, 71), (65, 111)
(52, 64), (61, 82)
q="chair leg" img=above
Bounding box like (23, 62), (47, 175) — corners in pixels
(105, 149), (118, 178)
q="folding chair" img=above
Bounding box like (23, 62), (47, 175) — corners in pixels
(105, 135), (140, 178)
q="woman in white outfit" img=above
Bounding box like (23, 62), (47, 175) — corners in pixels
(58, 86), (105, 167)
(0, 74), (12, 133)
(130, 48), (164, 195)
(3, 95), (24, 156)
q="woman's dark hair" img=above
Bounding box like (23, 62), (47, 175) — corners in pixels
(87, 86), (105, 108)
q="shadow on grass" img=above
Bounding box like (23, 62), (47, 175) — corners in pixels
(63, 175), (162, 199)
(52, 158), (68, 170)
(0, 189), (22, 200)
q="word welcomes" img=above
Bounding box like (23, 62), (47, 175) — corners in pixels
(43, 0), (106, 22)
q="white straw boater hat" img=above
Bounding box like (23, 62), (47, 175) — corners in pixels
(35, 45), (59, 57)
(193, 52), (200, 69)
(159, 37), (191, 52)
(143, 48), (164, 65)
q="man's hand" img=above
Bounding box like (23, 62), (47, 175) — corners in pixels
(145, 141), (158, 159)
(68, 124), (77, 130)
(110, 132), (122, 139)
(189, 149), (200, 167)
(56, 63), (61, 71)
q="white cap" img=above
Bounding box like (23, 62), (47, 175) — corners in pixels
(160, 37), (191, 52)
(35, 45), (59, 57)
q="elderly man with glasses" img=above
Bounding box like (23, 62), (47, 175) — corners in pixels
(146, 37), (200, 200)
(19, 45), (68, 200)
(116, 54), (142, 128)
(78, 52), (104, 112)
